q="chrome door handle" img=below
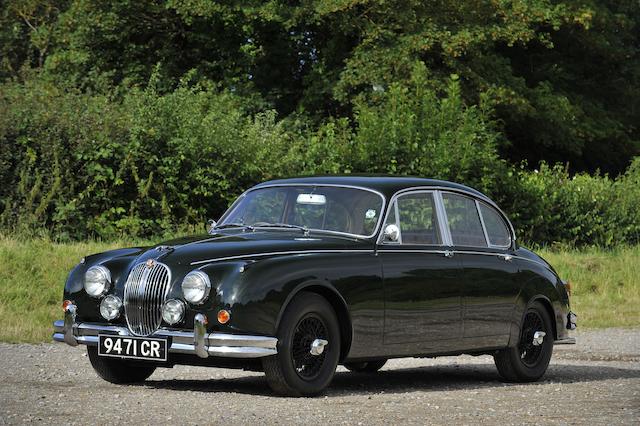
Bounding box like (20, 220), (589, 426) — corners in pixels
(444, 250), (454, 258)
(500, 254), (513, 262)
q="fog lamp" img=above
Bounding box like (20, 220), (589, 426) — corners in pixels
(100, 295), (122, 320)
(162, 299), (186, 325)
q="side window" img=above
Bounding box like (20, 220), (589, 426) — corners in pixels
(396, 193), (442, 245)
(479, 203), (511, 247)
(442, 193), (487, 247)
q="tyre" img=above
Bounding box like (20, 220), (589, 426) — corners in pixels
(344, 359), (387, 373)
(262, 292), (341, 396)
(87, 346), (156, 384)
(494, 301), (554, 382)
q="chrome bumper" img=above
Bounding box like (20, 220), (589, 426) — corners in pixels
(52, 307), (277, 359)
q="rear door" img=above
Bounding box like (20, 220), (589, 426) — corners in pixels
(440, 192), (519, 342)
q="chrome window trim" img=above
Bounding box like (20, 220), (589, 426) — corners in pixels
(387, 186), (517, 246)
(377, 189), (448, 247)
(190, 249), (376, 266)
(476, 200), (513, 249)
(215, 183), (387, 240)
(440, 191), (490, 249)
(476, 199), (492, 247)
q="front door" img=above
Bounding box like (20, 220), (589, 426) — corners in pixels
(379, 191), (463, 348)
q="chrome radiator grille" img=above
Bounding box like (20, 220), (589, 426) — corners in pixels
(123, 261), (171, 336)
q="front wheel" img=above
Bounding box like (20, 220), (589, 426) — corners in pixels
(262, 292), (341, 396)
(87, 346), (156, 384)
(494, 301), (554, 382)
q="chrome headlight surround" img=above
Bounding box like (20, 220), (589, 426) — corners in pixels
(162, 299), (186, 325)
(100, 295), (122, 320)
(84, 265), (111, 298)
(181, 270), (211, 305)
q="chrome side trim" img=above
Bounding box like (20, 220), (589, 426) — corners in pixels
(190, 249), (375, 266)
(215, 183), (387, 240)
(53, 321), (278, 359)
(375, 248), (554, 273)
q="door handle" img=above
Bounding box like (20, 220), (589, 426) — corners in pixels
(443, 250), (454, 258)
(499, 254), (513, 262)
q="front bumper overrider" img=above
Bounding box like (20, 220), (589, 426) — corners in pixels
(52, 304), (278, 359)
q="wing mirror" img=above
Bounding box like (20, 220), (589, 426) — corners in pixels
(383, 224), (400, 242)
(207, 219), (217, 234)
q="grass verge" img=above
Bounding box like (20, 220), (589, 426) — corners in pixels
(0, 236), (637, 343)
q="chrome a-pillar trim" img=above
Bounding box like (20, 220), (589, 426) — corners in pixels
(63, 304), (78, 347)
(194, 314), (209, 358)
(52, 320), (278, 359)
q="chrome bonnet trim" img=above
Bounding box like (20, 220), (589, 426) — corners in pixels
(190, 249), (375, 266)
(52, 320), (278, 359)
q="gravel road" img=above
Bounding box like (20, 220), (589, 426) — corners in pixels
(1, 328), (638, 425)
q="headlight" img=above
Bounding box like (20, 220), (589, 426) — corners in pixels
(181, 270), (211, 304)
(162, 299), (185, 325)
(100, 295), (122, 320)
(84, 265), (111, 297)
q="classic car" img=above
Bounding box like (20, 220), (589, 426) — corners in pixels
(53, 176), (576, 396)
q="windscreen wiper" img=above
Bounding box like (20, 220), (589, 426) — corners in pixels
(214, 223), (254, 231)
(252, 222), (309, 234)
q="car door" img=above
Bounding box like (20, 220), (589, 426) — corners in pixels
(379, 190), (464, 348)
(440, 192), (520, 343)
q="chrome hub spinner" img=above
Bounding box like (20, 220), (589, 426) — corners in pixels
(532, 331), (546, 346)
(309, 339), (328, 356)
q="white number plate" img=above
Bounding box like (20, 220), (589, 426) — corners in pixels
(98, 334), (167, 361)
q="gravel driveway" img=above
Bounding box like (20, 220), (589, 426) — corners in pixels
(1, 328), (638, 425)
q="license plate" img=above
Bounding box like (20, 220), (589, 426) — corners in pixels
(98, 334), (167, 361)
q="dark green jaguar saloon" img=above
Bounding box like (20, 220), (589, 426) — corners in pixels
(53, 176), (576, 396)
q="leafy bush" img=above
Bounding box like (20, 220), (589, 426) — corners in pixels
(1, 69), (638, 246)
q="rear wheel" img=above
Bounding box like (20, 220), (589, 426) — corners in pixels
(87, 346), (156, 384)
(262, 292), (340, 396)
(344, 359), (387, 373)
(494, 301), (554, 382)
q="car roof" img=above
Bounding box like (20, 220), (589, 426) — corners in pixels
(253, 175), (490, 201)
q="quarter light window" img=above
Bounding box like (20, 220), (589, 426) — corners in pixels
(479, 203), (511, 247)
(396, 193), (442, 245)
(442, 193), (487, 247)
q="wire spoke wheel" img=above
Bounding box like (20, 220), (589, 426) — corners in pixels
(291, 315), (328, 381)
(518, 311), (545, 367)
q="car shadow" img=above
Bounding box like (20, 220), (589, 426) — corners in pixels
(142, 361), (640, 397)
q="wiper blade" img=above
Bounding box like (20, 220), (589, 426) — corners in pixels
(214, 223), (254, 231)
(252, 222), (309, 233)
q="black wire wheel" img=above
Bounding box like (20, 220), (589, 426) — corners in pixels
(263, 292), (341, 396)
(519, 311), (545, 367)
(494, 301), (554, 382)
(291, 315), (328, 380)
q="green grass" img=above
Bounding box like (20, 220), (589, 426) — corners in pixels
(0, 236), (638, 343)
(539, 246), (640, 329)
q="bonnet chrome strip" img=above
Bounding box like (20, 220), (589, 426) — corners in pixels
(190, 249), (375, 266)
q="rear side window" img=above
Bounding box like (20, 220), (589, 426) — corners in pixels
(396, 192), (442, 245)
(479, 203), (511, 247)
(442, 193), (487, 247)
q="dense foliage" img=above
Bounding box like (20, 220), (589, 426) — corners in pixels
(0, 0), (638, 245)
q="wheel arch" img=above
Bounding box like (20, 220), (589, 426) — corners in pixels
(276, 281), (353, 361)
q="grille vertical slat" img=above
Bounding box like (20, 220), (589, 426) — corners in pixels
(124, 261), (171, 336)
